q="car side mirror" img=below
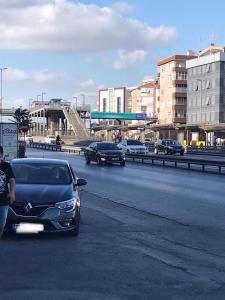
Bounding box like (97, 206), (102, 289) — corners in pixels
(75, 178), (87, 186)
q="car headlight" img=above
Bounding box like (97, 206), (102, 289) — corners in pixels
(55, 198), (77, 212)
(168, 146), (173, 150)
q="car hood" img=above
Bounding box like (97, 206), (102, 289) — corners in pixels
(98, 150), (123, 155)
(15, 184), (74, 205)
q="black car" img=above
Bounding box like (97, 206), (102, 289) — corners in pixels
(154, 139), (185, 155)
(85, 142), (125, 166)
(5, 158), (87, 236)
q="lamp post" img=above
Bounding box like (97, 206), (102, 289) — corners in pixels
(81, 93), (85, 111)
(0, 67), (8, 123)
(41, 92), (46, 137)
(37, 94), (41, 101)
(28, 98), (33, 109)
(73, 96), (78, 110)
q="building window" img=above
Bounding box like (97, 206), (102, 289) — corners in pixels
(206, 80), (211, 89)
(117, 97), (121, 112)
(103, 98), (107, 112)
(206, 64), (210, 73)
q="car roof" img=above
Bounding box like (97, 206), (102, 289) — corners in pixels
(11, 158), (69, 165)
(95, 142), (114, 144)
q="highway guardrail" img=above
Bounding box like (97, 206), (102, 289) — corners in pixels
(126, 153), (225, 175)
(27, 142), (225, 175)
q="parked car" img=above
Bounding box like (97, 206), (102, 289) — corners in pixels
(85, 142), (125, 166)
(6, 158), (87, 236)
(154, 139), (185, 155)
(24, 135), (33, 144)
(45, 135), (56, 144)
(117, 139), (149, 154)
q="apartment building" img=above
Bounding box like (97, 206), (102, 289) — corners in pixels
(186, 45), (225, 127)
(157, 53), (195, 125)
(98, 87), (131, 113)
(131, 80), (159, 118)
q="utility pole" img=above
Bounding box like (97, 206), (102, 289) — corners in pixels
(0, 67), (8, 123)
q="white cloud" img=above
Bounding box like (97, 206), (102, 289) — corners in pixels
(5, 68), (63, 83)
(111, 2), (135, 14)
(113, 49), (148, 70)
(0, 0), (177, 52)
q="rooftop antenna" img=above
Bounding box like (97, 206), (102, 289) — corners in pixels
(210, 32), (216, 46)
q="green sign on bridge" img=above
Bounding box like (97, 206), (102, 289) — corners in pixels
(91, 112), (147, 120)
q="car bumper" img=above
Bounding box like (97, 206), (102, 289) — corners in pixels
(5, 206), (79, 233)
(100, 157), (125, 164)
(129, 151), (148, 154)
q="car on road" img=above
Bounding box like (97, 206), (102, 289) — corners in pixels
(6, 158), (87, 236)
(24, 135), (33, 144)
(117, 139), (149, 155)
(154, 139), (185, 155)
(45, 135), (56, 144)
(85, 142), (125, 166)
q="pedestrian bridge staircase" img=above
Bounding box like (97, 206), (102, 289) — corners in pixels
(62, 106), (89, 140)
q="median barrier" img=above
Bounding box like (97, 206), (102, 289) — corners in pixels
(125, 153), (225, 175)
(27, 142), (225, 175)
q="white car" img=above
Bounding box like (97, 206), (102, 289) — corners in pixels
(117, 139), (149, 155)
(45, 135), (56, 144)
(24, 135), (33, 143)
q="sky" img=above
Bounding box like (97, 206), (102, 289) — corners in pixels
(1, 0), (225, 110)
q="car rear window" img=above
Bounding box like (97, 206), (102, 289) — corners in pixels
(12, 163), (72, 185)
(127, 140), (143, 145)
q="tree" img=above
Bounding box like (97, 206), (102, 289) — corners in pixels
(12, 108), (32, 133)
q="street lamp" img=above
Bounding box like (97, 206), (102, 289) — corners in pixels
(73, 96), (78, 110)
(28, 98), (33, 109)
(37, 94), (41, 102)
(81, 93), (85, 111)
(0, 67), (8, 123)
(41, 92), (46, 137)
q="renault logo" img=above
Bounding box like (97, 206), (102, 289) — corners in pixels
(24, 202), (33, 214)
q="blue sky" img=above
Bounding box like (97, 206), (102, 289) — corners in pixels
(1, 0), (225, 110)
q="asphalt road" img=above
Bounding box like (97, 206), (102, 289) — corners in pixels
(1, 149), (225, 300)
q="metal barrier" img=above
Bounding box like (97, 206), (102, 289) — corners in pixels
(27, 142), (83, 155)
(126, 153), (225, 175)
(27, 142), (225, 175)
(186, 145), (225, 156)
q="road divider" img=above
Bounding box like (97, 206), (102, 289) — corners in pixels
(27, 142), (225, 175)
(126, 153), (225, 175)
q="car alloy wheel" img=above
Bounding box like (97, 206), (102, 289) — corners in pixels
(97, 157), (102, 165)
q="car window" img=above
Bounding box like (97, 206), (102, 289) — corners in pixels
(97, 143), (119, 150)
(12, 163), (72, 184)
(127, 140), (143, 145)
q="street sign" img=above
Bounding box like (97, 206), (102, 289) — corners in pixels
(20, 125), (29, 133)
(91, 112), (147, 120)
(0, 123), (18, 160)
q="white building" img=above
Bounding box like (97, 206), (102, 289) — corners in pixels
(98, 87), (131, 113)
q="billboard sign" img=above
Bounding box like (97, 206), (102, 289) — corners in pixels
(0, 123), (18, 161)
(91, 112), (147, 120)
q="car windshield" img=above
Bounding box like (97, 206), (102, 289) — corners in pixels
(12, 163), (72, 184)
(97, 143), (119, 150)
(127, 140), (143, 145)
(164, 140), (178, 145)
(48, 136), (55, 139)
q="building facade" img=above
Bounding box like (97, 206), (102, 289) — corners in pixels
(131, 80), (159, 118)
(157, 53), (195, 125)
(98, 87), (131, 113)
(186, 49), (225, 127)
